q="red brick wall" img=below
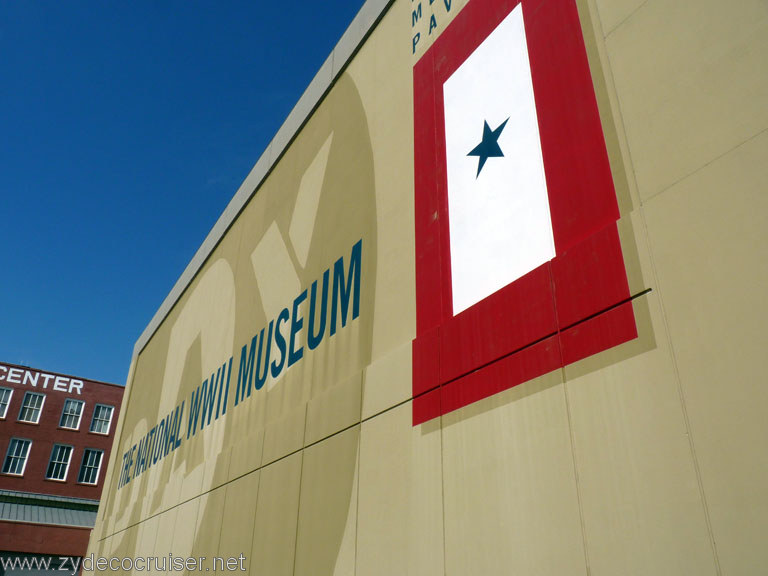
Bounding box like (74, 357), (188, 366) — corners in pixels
(0, 520), (91, 557)
(0, 362), (123, 499)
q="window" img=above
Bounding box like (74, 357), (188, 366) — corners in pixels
(46, 444), (73, 481)
(2, 438), (32, 475)
(77, 449), (103, 484)
(90, 404), (114, 434)
(59, 399), (84, 429)
(0, 387), (12, 419)
(18, 392), (45, 423)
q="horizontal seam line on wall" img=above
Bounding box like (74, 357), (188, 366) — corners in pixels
(641, 125), (768, 205)
(98, 394), (414, 542)
(100, 288), (653, 542)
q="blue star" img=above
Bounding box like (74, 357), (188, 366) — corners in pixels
(467, 118), (509, 177)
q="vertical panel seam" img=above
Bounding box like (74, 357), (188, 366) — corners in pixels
(290, 410), (308, 576)
(603, 0), (651, 39)
(439, 411), (447, 576)
(642, 217), (724, 576)
(598, 0), (723, 567)
(561, 367), (592, 576)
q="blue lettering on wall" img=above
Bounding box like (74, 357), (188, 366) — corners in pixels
(187, 385), (202, 439)
(229, 237), (363, 412)
(117, 239), (364, 492)
(331, 239), (362, 336)
(288, 289), (308, 368)
(236, 335), (258, 405)
(308, 270), (329, 350)
(254, 322), (273, 391)
(271, 308), (290, 378)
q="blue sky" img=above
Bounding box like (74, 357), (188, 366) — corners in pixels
(0, 1), (363, 385)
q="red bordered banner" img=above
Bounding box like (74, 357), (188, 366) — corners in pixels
(412, 0), (637, 424)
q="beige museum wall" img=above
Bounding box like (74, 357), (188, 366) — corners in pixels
(88, 0), (767, 575)
(589, 0), (768, 574)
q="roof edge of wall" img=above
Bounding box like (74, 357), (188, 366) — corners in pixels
(132, 0), (396, 363)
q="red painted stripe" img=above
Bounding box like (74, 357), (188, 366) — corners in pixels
(413, 50), (444, 334)
(560, 301), (638, 366)
(412, 326), (441, 396)
(552, 222), (630, 329)
(439, 262), (556, 384)
(441, 335), (561, 416)
(524, 0), (619, 254)
(413, 388), (442, 426)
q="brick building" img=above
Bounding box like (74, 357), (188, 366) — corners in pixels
(0, 361), (123, 571)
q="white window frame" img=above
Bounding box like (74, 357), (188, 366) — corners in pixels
(2, 438), (32, 476)
(0, 387), (12, 419)
(18, 391), (45, 424)
(90, 404), (114, 435)
(59, 399), (85, 430)
(46, 444), (74, 481)
(77, 448), (103, 485)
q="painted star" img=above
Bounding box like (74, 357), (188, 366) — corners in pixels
(467, 118), (509, 177)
